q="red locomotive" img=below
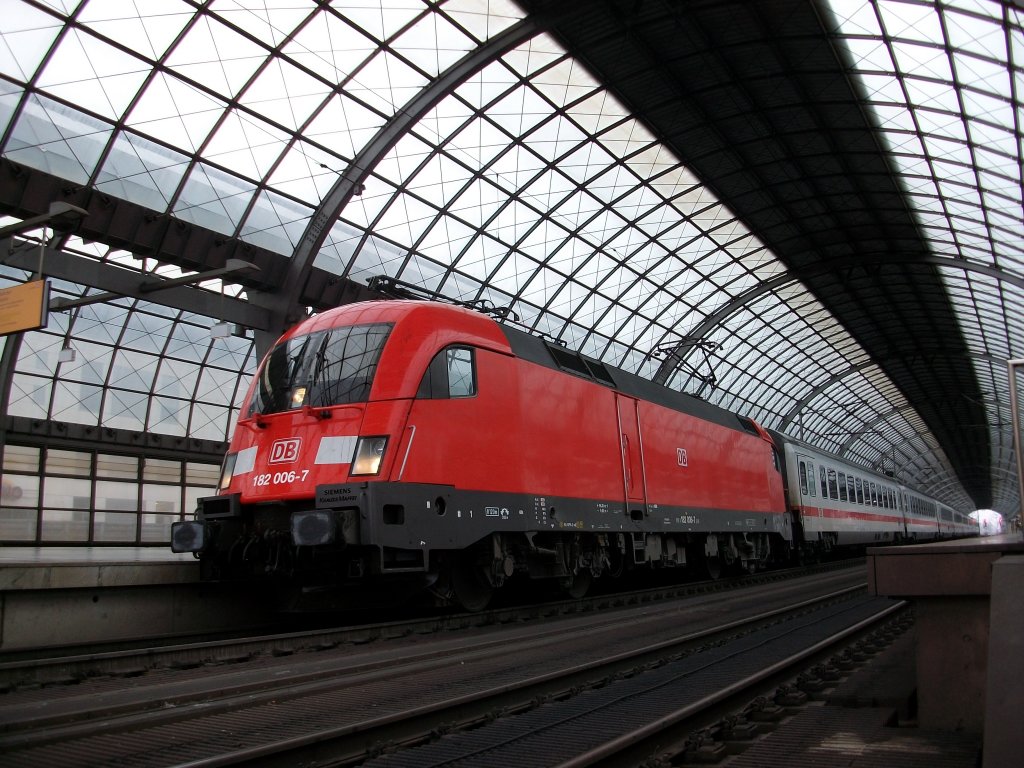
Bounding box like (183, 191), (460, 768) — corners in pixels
(172, 295), (974, 609)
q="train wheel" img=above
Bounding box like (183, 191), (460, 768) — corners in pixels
(688, 542), (723, 580)
(450, 553), (493, 612)
(562, 568), (592, 599)
(703, 555), (723, 580)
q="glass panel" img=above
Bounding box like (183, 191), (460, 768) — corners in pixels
(185, 462), (220, 487)
(36, 28), (149, 120)
(5, 94), (112, 184)
(126, 71), (226, 150)
(96, 131), (191, 212)
(184, 485), (208, 516)
(149, 397), (189, 436)
(102, 389), (150, 431)
(239, 189), (313, 255)
(0, 2), (63, 82)
(41, 510), (89, 542)
(142, 483), (180, 514)
(3, 444), (40, 473)
(2, 471), (38, 508)
(0, 504), (38, 540)
(174, 162), (258, 236)
(141, 513), (176, 543)
(95, 480), (138, 513)
(97, 453), (139, 480)
(46, 450), (91, 477)
(78, 0), (192, 60)
(0, 80), (23, 138)
(143, 458), (181, 483)
(189, 403), (229, 441)
(93, 512), (138, 542)
(43, 476), (92, 508)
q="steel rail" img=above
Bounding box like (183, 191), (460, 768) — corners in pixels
(0, 558), (862, 690)
(0, 573), (868, 767)
(553, 599), (907, 768)
(176, 586), (873, 768)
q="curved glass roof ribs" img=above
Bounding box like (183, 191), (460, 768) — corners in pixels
(0, 226), (254, 443)
(828, 0), (1023, 513)
(309, 29), (965, 502)
(0, 0), (997, 514)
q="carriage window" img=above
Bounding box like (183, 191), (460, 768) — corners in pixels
(847, 475), (856, 502)
(855, 478), (864, 504)
(798, 461), (809, 495)
(827, 469), (839, 500)
(418, 346), (476, 399)
(838, 472), (848, 501)
(819, 466), (827, 498)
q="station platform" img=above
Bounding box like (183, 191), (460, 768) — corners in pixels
(867, 531), (1024, 768)
(0, 546), (272, 651)
(0, 546), (198, 591)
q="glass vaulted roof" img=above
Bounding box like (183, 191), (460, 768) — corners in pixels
(0, 0), (1021, 539)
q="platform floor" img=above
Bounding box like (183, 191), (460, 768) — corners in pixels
(726, 628), (981, 767)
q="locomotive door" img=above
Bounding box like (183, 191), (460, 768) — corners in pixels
(615, 394), (647, 519)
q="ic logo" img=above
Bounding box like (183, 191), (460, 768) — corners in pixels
(269, 438), (301, 464)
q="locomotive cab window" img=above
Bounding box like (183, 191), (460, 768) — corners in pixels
(248, 323), (392, 416)
(418, 346), (477, 399)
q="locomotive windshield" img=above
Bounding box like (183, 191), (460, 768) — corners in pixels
(248, 322), (393, 416)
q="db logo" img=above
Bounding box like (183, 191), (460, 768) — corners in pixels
(269, 438), (301, 464)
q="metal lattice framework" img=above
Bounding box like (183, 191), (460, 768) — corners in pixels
(0, 0), (1020, 544)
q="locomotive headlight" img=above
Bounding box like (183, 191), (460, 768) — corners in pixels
(351, 436), (388, 475)
(290, 386), (307, 408)
(291, 510), (335, 546)
(217, 452), (237, 492)
(171, 521), (206, 553)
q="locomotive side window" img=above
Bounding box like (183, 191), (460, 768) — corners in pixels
(798, 460), (809, 495)
(417, 346), (477, 399)
(447, 347), (475, 397)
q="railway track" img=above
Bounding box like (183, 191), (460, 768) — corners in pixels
(0, 563), (891, 767)
(0, 558), (859, 687)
